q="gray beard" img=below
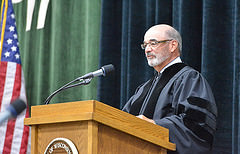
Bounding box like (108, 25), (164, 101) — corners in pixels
(147, 53), (170, 67)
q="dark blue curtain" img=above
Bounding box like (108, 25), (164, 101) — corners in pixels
(98, 0), (240, 153)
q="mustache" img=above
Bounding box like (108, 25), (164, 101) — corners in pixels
(146, 52), (156, 56)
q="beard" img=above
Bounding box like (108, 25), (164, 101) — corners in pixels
(146, 49), (170, 67)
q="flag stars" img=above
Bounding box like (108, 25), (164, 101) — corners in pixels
(4, 51), (10, 57)
(15, 53), (20, 59)
(11, 13), (15, 19)
(9, 26), (15, 32)
(11, 45), (17, 52)
(13, 34), (17, 39)
(7, 39), (13, 44)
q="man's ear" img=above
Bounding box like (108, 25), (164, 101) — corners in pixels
(170, 40), (178, 52)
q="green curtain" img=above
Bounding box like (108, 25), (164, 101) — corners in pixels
(12, 0), (101, 108)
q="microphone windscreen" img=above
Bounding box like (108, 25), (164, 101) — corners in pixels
(102, 64), (115, 76)
(10, 99), (27, 116)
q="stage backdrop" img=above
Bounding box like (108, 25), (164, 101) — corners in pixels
(13, 0), (101, 106)
(12, 0), (239, 153)
(98, 0), (240, 154)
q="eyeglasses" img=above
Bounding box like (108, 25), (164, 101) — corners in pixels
(141, 39), (173, 49)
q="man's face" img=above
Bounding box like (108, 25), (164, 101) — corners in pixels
(143, 29), (171, 67)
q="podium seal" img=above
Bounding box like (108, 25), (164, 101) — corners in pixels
(44, 138), (78, 154)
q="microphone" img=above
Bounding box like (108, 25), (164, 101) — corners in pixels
(44, 64), (115, 104)
(78, 64), (115, 80)
(0, 99), (27, 124)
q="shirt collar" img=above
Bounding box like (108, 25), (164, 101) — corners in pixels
(160, 57), (182, 73)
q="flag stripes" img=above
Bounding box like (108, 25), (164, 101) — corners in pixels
(0, 0), (30, 153)
(3, 63), (21, 153)
(0, 62), (8, 109)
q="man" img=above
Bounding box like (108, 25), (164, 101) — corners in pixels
(122, 24), (217, 154)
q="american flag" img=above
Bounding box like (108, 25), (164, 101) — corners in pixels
(0, 0), (30, 153)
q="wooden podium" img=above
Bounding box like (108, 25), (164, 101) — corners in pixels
(24, 100), (176, 154)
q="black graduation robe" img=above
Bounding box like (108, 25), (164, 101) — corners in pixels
(122, 63), (217, 154)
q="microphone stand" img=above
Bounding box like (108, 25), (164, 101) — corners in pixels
(44, 64), (114, 105)
(44, 77), (92, 105)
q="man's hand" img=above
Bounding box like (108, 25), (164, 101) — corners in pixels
(136, 115), (156, 124)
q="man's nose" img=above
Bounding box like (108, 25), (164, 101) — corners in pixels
(145, 44), (152, 53)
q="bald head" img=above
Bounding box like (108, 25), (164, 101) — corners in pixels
(146, 24), (173, 35)
(145, 24), (182, 53)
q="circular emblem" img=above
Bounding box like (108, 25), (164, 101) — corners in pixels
(44, 138), (78, 154)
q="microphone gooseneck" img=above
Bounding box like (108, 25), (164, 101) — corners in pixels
(44, 64), (115, 105)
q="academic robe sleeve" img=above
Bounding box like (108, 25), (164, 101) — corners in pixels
(153, 70), (217, 154)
